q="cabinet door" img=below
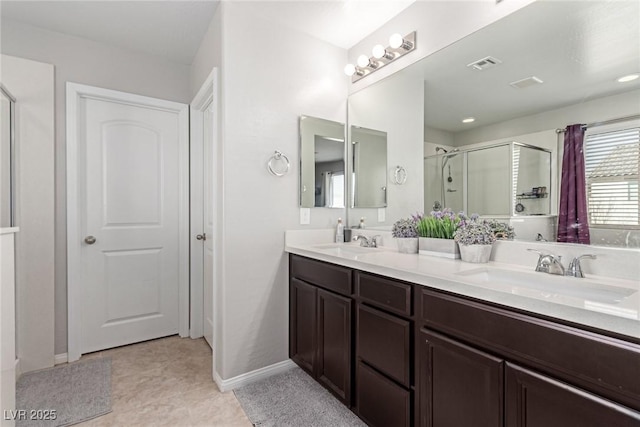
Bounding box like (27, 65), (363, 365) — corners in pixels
(290, 278), (317, 375)
(420, 328), (504, 427)
(506, 363), (640, 427)
(357, 361), (411, 427)
(317, 288), (352, 406)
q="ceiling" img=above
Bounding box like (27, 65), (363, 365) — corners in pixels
(0, 0), (415, 65)
(416, 0), (640, 133)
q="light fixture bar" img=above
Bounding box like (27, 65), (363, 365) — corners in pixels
(346, 31), (417, 83)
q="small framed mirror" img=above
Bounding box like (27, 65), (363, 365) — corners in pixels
(350, 126), (388, 208)
(299, 116), (346, 208)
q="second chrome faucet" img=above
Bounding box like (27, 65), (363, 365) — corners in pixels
(527, 249), (597, 278)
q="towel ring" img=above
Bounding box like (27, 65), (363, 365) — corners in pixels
(393, 166), (407, 185)
(268, 150), (290, 177)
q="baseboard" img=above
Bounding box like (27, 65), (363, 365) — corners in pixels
(214, 359), (296, 392)
(54, 353), (68, 365)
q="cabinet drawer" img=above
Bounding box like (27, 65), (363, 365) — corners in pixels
(356, 272), (412, 316)
(357, 361), (411, 427)
(290, 254), (352, 296)
(420, 289), (640, 411)
(358, 304), (411, 387)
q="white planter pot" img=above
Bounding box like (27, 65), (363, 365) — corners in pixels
(459, 244), (493, 263)
(418, 237), (460, 259)
(396, 237), (419, 254)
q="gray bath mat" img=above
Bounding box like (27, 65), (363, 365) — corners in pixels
(16, 357), (112, 426)
(234, 366), (365, 427)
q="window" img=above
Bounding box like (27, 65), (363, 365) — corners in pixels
(584, 126), (640, 228)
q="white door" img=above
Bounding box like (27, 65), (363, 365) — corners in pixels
(202, 102), (215, 347)
(67, 83), (189, 359)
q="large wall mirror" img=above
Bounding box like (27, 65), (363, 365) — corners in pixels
(0, 84), (16, 228)
(299, 115), (346, 209)
(347, 0), (640, 247)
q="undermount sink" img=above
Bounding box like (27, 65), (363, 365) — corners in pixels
(455, 267), (637, 304)
(312, 243), (386, 256)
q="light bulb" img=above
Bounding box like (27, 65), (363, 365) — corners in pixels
(357, 54), (370, 68)
(372, 44), (386, 59)
(617, 73), (639, 83)
(344, 64), (356, 76)
(389, 33), (404, 49)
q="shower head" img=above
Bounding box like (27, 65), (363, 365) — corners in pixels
(435, 146), (448, 153)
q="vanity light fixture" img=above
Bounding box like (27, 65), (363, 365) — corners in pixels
(462, 117), (476, 123)
(617, 73), (639, 83)
(344, 31), (417, 83)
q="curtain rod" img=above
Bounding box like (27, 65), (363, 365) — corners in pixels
(555, 114), (640, 134)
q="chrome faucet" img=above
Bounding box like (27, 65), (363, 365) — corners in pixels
(353, 235), (381, 248)
(527, 249), (565, 276)
(566, 254), (597, 278)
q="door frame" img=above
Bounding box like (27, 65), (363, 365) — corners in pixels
(189, 69), (218, 341)
(66, 82), (190, 362)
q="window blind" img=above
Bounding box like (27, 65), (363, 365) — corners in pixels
(584, 127), (640, 227)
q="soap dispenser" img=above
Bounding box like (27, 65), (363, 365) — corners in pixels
(335, 218), (344, 243)
(359, 217), (366, 229)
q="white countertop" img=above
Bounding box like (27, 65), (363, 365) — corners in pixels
(285, 232), (640, 342)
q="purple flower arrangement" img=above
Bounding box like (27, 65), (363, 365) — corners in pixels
(454, 215), (497, 246)
(392, 217), (418, 238)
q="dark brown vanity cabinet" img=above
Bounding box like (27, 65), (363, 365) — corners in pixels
(289, 254), (640, 426)
(418, 289), (640, 426)
(289, 255), (353, 406)
(355, 272), (413, 427)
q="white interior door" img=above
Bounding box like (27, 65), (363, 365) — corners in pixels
(67, 83), (189, 359)
(203, 102), (215, 347)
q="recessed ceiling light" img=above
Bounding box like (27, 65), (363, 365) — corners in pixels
(617, 74), (639, 83)
(462, 117), (475, 123)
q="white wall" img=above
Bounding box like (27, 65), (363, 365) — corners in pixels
(1, 21), (192, 355)
(189, 3), (223, 100)
(347, 0), (535, 94)
(349, 68), (424, 227)
(453, 89), (640, 146)
(1, 55), (55, 372)
(0, 229), (17, 426)
(216, 2), (348, 380)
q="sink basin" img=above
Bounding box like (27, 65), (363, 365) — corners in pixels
(455, 267), (637, 304)
(312, 243), (386, 256)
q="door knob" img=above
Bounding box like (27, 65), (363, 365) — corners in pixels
(196, 233), (206, 241)
(84, 236), (97, 245)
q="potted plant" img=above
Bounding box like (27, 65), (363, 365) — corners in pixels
(391, 217), (419, 254)
(486, 219), (516, 240)
(453, 214), (496, 263)
(415, 209), (462, 258)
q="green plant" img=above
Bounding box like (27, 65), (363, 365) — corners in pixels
(416, 209), (461, 239)
(392, 217), (418, 238)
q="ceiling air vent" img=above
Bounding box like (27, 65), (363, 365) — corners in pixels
(510, 76), (544, 89)
(467, 56), (502, 71)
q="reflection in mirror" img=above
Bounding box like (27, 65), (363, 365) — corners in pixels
(350, 0), (639, 246)
(0, 85), (15, 227)
(424, 143), (552, 218)
(513, 145), (551, 216)
(299, 116), (345, 208)
(351, 126), (387, 208)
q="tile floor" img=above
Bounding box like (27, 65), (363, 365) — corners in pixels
(78, 335), (252, 426)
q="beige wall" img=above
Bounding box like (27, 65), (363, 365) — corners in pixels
(1, 21), (191, 355)
(1, 54), (55, 372)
